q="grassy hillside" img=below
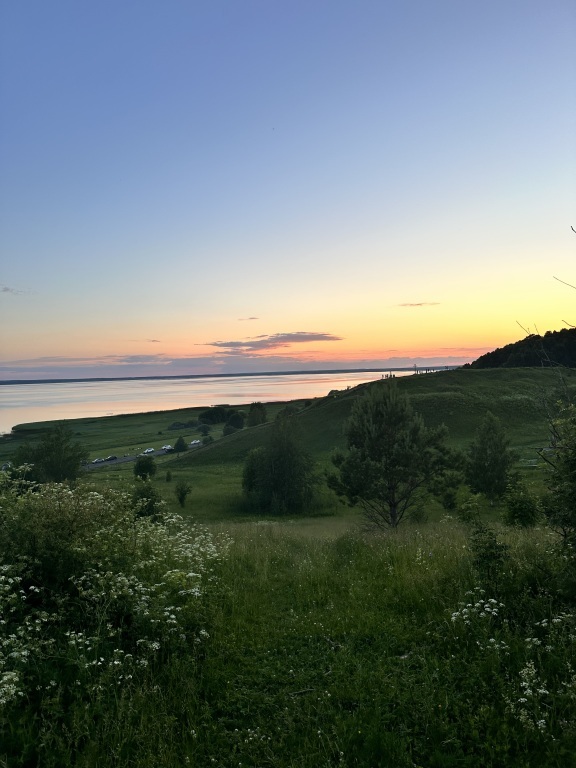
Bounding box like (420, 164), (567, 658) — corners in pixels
(2, 367), (573, 525)
(3, 369), (576, 766)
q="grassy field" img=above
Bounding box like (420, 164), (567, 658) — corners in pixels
(2, 368), (576, 766)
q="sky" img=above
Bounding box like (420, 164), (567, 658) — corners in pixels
(1, 0), (575, 381)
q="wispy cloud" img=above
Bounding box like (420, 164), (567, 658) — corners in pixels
(398, 302), (440, 307)
(238, 316), (259, 321)
(205, 331), (343, 353)
(147, 339), (161, 343)
(1, 284), (24, 295)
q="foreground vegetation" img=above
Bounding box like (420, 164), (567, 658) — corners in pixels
(2, 368), (576, 765)
(2, 482), (575, 766)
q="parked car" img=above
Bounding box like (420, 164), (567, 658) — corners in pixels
(143, 448), (155, 454)
(189, 440), (201, 446)
(161, 445), (173, 451)
(92, 458), (105, 464)
(105, 455), (118, 461)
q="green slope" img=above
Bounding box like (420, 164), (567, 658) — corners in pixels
(174, 367), (574, 477)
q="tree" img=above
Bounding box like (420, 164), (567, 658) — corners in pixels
(242, 417), (318, 514)
(225, 409), (245, 430)
(134, 455), (157, 480)
(540, 403), (576, 544)
(247, 402), (267, 427)
(328, 382), (449, 529)
(174, 436), (187, 453)
(199, 406), (229, 424)
(175, 480), (192, 508)
(12, 423), (88, 483)
(465, 412), (516, 503)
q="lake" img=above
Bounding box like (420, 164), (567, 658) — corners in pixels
(0, 370), (421, 434)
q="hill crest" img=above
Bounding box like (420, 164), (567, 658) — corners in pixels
(468, 327), (576, 368)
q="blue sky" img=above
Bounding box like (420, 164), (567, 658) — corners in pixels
(1, 1), (575, 380)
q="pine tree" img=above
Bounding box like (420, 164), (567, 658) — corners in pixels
(465, 412), (516, 502)
(328, 382), (449, 529)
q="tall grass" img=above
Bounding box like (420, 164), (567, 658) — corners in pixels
(2, 473), (576, 766)
(193, 523), (576, 767)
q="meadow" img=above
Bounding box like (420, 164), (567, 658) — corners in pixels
(1, 368), (576, 767)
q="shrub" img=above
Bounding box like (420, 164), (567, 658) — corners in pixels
(175, 480), (192, 508)
(11, 423), (88, 483)
(131, 480), (164, 519)
(503, 484), (541, 528)
(0, 476), (228, 764)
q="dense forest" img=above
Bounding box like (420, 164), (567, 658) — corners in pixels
(468, 327), (576, 368)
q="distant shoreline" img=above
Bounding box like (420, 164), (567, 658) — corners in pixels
(0, 367), (459, 387)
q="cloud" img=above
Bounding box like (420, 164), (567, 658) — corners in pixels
(147, 339), (161, 343)
(0, 284), (24, 295)
(398, 302), (440, 307)
(238, 316), (259, 321)
(205, 331), (343, 353)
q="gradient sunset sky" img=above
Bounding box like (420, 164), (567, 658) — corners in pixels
(1, 1), (575, 381)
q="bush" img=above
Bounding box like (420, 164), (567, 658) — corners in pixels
(0, 477), (228, 765)
(131, 480), (164, 519)
(225, 409), (245, 430)
(175, 480), (192, 508)
(503, 484), (541, 528)
(11, 423), (88, 483)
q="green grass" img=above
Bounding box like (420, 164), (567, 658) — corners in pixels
(7, 505), (576, 767)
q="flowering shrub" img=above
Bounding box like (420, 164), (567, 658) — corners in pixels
(0, 474), (229, 757)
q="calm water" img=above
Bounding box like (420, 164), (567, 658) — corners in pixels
(0, 371), (417, 434)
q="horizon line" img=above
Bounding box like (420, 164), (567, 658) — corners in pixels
(0, 365), (461, 387)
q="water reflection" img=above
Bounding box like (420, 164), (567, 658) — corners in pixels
(0, 371), (415, 434)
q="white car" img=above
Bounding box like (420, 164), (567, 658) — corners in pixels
(143, 447), (155, 454)
(161, 445), (173, 451)
(189, 439), (201, 446)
